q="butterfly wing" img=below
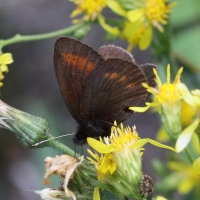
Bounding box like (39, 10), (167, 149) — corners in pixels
(54, 37), (103, 123)
(79, 58), (156, 123)
(98, 45), (135, 62)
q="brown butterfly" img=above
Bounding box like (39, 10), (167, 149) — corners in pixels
(54, 37), (157, 145)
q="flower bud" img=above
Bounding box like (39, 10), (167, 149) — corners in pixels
(0, 100), (51, 148)
(160, 101), (182, 138)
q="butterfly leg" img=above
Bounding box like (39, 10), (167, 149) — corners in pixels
(81, 145), (84, 155)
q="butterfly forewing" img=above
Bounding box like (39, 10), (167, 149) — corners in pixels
(54, 37), (103, 122)
(80, 58), (148, 123)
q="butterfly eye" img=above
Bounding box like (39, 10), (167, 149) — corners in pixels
(110, 72), (118, 80)
(126, 83), (135, 89)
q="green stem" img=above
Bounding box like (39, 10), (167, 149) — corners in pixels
(184, 146), (195, 164)
(0, 22), (87, 48)
(48, 139), (76, 157)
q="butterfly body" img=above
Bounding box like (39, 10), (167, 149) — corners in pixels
(74, 120), (111, 145)
(54, 37), (157, 145)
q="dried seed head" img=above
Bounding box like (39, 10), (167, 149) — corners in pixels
(140, 174), (154, 200)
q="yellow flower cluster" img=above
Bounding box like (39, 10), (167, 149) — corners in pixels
(0, 53), (13, 88)
(70, 0), (176, 50)
(124, 0), (176, 50)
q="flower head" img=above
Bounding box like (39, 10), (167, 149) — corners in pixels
(122, 21), (152, 51)
(130, 64), (183, 138)
(160, 160), (200, 194)
(124, 0), (176, 50)
(175, 84), (200, 152)
(70, 0), (121, 35)
(71, 0), (107, 21)
(0, 53), (13, 87)
(87, 122), (174, 199)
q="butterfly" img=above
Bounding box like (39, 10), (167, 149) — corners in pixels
(54, 37), (157, 145)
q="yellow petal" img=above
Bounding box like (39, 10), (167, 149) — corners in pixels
(87, 137), (115, 153)
(173, 67), (183, 84)
(93, 187), (100, 200)
(132, 138), (175, 151)
(191, 133), (200, 155)
(109, 162), (117, 174)
(129, 101), (159, 112)
(148, 139), (175, 151)
(167, 64), (171, 84)
(177, 83), (199, 107)
(70, 9), (82, 18)
(98, 14), (120, 35)
(0, 64), (9, 72)
(178, 179), (194, 194)
(0, 53), (13, 64)
(127, 9), (144, 23)
(139, 25), (152, 50)
(156, 126), (170, 143)
(156, 196), (168, 200)
(168, 161), (187, 171)
(175, 118), (199, 153)
(107, 0), (127, 17)
(193, 157), (200, 175)
(123, 20), (143, 38)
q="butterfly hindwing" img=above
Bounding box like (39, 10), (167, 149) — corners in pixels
(99, 45), (135, 62)
(54, 37), (103, 123)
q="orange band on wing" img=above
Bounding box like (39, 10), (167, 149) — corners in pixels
(62, 53), (95, 74)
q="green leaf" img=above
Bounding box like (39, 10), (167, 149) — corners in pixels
(172, 26), (200, 70)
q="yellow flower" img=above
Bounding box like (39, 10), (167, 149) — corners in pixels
(156, 196), (168, 200)
(124, 0), (176, 50)
(130, 64), (183, 112)
(130, 64), (183, 139)
(87, 122), (174, 199)
(181, 100), (196, 128)
(167, 161), (200, 194)
(175, 84), (200, 153)
(70, 0), (125, 35)
(122, 21), (152, 51)
(0, 53), (13, 87)
(193, 157), (200, 175)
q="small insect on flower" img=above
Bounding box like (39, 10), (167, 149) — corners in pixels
(141, 175), (154, 200)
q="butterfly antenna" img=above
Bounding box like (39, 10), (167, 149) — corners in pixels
(32, 133), (76, 147)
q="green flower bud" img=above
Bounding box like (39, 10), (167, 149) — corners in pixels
(0, 100), (51, 148)
(160, 101), (182, 138)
